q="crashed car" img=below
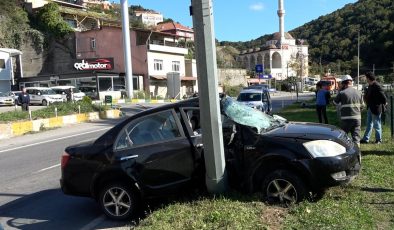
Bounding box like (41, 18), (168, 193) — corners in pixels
(60, 97), (361, 220)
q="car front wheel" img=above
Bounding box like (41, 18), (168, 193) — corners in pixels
(42, 100), (48, 106)
(261, 170), (307, 205)
(98, 183), (138, 220)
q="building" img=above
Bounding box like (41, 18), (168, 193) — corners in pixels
(0, 49), (23, 92)
(132, 10), (164, 27)
(157, 22), (194, 41)
(18, 26), (197, 99)
(237, 0), (308, 82)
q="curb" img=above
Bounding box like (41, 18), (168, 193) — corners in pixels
(0, 109), (121, 140)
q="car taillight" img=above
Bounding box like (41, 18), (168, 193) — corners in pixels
(61, 152), (70, 169)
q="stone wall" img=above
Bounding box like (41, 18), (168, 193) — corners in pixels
(217, 68), (248, 87)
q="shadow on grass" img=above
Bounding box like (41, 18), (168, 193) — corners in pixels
(361, 187), (394, 193)
(361, 150), (394, 156)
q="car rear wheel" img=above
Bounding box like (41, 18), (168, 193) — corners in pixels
(98, 183), (138, 220)
(42, 100), (48, 106)
(261, 170), (307, 205)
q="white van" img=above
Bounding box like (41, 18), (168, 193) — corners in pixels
(51, 86), (86, 102)
(25, 87), (63, 106)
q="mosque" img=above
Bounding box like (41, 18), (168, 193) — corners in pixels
(237, 0), (309, 81)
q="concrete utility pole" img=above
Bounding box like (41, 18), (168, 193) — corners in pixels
(191, 0), (227, 194)
(120, 0), (134, 98)
(357, 30), (360, 87)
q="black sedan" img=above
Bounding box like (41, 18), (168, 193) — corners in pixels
(60, 97), (361, 220)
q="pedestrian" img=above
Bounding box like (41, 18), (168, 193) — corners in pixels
(18, 87), (30, 111)
(315, 81), (330, 124)
(360, 72), (387, 144)
(66, 88), (73, 102)
(334, 75), (363, 145)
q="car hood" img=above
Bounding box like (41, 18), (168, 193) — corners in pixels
(266, 122), (343, 140)
(0, 96), (13, 100)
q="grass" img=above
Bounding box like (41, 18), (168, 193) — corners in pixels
(0, 101), (109, 122)
(131, 100), (394, 230)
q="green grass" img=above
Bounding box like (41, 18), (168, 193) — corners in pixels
(0, 101), (109, 122)
(133, 101), (394, 230)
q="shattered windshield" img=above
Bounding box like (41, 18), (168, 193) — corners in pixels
(221, 97), (286, 133)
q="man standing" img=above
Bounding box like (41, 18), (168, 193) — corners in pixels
(334, 75), (363, 145)
(315, 82), (330, 124)
(360, 72), (387, 144)
(18, 87), (30, 111)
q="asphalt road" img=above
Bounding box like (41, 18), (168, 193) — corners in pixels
(0, 93), (313, 230)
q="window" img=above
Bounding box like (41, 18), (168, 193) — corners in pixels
(154, 59), (163, 71)
(90, 38), (96, 49)
(0, 59), (5, 69)
(114, 110), (182, 150)
(172, 61), (180, 72)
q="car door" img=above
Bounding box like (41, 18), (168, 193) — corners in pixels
(27, 89), (37, 104)
(114, 109), (195, 196)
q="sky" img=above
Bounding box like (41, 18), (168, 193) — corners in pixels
(113, 0), (357, 42)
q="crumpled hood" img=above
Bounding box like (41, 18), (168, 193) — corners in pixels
(266, 122), (343, 140)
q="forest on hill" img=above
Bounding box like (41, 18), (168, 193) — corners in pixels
(220, 0), (394, 77)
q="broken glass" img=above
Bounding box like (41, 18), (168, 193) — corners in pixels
(221, 97), (287, 133)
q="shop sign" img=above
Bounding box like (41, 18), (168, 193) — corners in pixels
(74, 58), (114, 71)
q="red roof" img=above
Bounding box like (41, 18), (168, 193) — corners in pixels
(157, 22), (193, 33)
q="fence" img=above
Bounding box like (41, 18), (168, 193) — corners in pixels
(384, 91), (394, 138)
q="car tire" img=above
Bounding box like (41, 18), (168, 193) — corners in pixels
(42, 100), (48, 106)
(261, 170), (307, 205)
(98, 183), (138, 220)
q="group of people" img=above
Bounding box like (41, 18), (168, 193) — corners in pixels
(315, 72), (387, 145)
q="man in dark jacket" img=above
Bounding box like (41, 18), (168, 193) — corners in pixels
(18, 87), (30, 111)
(334, 75), (362, 145)
(360, 72), (387, 144)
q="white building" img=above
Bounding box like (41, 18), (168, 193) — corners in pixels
(0, 49), (23, 92)
(132, 10), (163, 27)
(237, 0), (308, 81)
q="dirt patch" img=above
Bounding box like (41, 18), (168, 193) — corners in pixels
(260, 206), (288, 230)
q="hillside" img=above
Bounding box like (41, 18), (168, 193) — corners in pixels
(221, 0), (394, 76)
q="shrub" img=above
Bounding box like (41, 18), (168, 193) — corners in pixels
(224, 84), (244, 97)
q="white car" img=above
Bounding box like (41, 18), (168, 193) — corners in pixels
(51, 86), (86, 102)
(0, 92), (15, 106)
(25, 87), (63, 106)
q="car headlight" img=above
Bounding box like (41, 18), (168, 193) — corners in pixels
(303, 140), (346, 158)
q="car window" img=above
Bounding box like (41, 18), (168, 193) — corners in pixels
(181, 108), (201, 136)
(114, 110), (182, 150)
(237, 93), (262, 102)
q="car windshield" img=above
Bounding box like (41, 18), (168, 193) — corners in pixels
(222, 97), (286, 133)
(237, 93), (262, 102)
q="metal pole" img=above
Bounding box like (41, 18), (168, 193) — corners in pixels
(120, 0), (134, 98)
(191, 0), (227, 194)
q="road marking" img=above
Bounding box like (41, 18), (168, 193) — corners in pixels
(35, 164), (61, 173)
(80, 215), (106, 230)
(0, 127), (111, 154)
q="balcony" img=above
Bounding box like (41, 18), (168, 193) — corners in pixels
(148, 41), (188, 55)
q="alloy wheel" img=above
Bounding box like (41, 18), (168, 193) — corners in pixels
(266, 179), (297, 204)
(102, 187), (132, 217)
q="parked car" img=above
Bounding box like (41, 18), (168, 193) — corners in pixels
(61, 96), (361, 220)
(51, 86), (86, 102)
(107, 85), (127, 98)
(79, 86), (98, 99)
(25, 87), (63, 106)
(8, 91), (22, 105)
(237, 88), (272, 113)
(0, 92), (15, 106)
(244, 84), (269, 91)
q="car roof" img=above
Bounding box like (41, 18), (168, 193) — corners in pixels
(240, 88), (265, 94)
(51, 86), (75, 89)
(25, 87), (51, 90)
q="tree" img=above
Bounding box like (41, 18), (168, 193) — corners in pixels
(36, 3), (73, 39)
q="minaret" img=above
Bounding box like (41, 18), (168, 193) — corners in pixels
(277, 0), (285, 44)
